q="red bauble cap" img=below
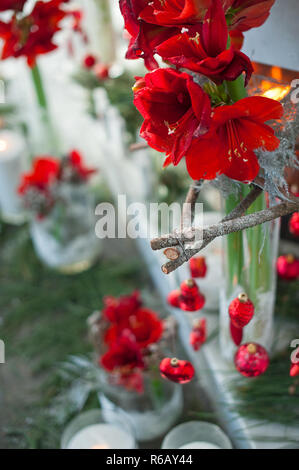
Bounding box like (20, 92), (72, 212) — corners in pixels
(160, 357), (195, 384)
(235, 343), (269, 378)
(229, 293), (254, 328)
(190, 318), (207, 351)
(189, 256), (207, 278)
(276, 254), (299, 281)
(289, 212), (299, 237)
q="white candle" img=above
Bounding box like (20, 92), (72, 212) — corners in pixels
(179, 441), (221, 449)
(66, 424), (135, 450)
(0, 130), (26, 223)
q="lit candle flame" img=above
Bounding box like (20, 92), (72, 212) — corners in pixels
(0, 139), (8, 152)
(91, 443), (110, 449)
(260, 80), (291, 101)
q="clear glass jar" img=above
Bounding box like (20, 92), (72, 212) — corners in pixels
(220, 191), (280, 361)
(97, 370), (183, 443)
(30, 183), (101, 273)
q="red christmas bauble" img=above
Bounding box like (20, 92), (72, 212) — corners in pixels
(289, 212), (299, 237)
(235, 343), (269, 378)
(190, 318), (206, 351)
(229, 293), (254, 328)
(290, 363), (299, 377)
(167, 289), (181, 308)
(276, 254), (299, 281)
(160, 357), (195, 384)
(179, 279), (205, 312)
(189, 256), (207, 278)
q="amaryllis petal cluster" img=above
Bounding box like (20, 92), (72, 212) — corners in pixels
(156, 0), (253, 85)
(119, 0), (274, 70)
(0, 0), (73, 66)
(0, 0), (27, 11)
(99, 291), (164, 393)
(134, 68), (283, 182)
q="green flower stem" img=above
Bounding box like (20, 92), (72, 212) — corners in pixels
(30, 62), (60, 154)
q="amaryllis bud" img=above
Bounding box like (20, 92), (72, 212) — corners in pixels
(229, 293), (254, 328)
(83, 54), (96, 68)
(189, 256), (207, 278)
(235, 343), (269, 378)
(289, 212), (299, 237)
(190, 318), (206, 351)
(179, 279), (205, 312)
(230, 320), (243, 346)
(276, 254), (299, 281)
(160, 357), (195, 384)
(167, 289), (181, 308)
(132, 76), (146, 92)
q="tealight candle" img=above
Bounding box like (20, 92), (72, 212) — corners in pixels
(179, 441), (221, 449)
(0, 129), (26, 223)
(67, 423), (134, 450)
(162, 421), (232, 450)
(61, 409), (136, 450)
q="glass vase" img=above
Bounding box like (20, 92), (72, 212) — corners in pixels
(97, 370), (183, 443)
(219, 190), (280, 361)
(30, 183), (101, 273)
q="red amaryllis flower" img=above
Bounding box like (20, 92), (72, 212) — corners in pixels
(156, 0), (253, 85)
(160, 357), (195, 384)
(115, 370), (144, 393)
(0, 0), (26, 11)
(223, 0), (275, 32)
(18, 157), (60, 194)
(100, 332), (144, 373)
(119, 0), (179, 70)
(185, 96), (283, 182)
(102, 291), (142, 323)
(68, 150), (97, 181)
(133, 68), (211, 167)
(105, 308), (164, 349)
(0, 0), (70, 67)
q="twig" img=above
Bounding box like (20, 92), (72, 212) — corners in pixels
(161, 201), (297, 274)
(182, 179), (204, 229)
(129, 142), (148, 152)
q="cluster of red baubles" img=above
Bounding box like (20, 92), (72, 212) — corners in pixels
(82, 53), (110, 81)
(0, 0), (80, 67)
(121, 0), (282, 183)
(100, 292), (164, 392)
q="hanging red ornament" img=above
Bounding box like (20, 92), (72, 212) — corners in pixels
(83, 54), (96, 68)
(190, 318), (207, 351)
(160, 357), (195, 384)
(189, 256), (207, 278)
(276, 254), (299, 281)
(230, 320), (243, 346)
(167, 289), (181, 308)
(290, 363), (299, 377)
(229, 293), (255, 328)
(179, 279), (205, 312)
(235, 343), (269, 378)
(289, 212), (299, 237)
